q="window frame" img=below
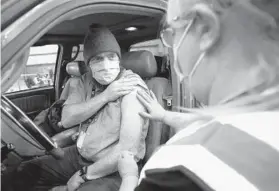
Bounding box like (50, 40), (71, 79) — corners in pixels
(4, 44), (61, 94)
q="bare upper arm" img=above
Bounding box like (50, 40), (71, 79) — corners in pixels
(119, 90), (147, 150)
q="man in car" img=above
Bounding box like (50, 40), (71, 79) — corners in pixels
(13, 24), (149, 191)
(117, 0), (279, 190)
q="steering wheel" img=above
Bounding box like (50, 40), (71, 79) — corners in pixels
(1, 95), (64, 159)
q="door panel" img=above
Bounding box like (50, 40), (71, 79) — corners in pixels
(5, 87), (55, 119)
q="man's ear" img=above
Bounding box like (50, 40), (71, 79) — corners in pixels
(190, 4), (220, 51)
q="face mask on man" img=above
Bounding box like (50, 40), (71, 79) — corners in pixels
(89, 56), (120, 85)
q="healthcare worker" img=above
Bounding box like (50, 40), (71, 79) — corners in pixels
(118, 0), (279, 190)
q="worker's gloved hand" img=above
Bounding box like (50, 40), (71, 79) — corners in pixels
(118, 151), (138, 178)
(137, 90), (166, 121)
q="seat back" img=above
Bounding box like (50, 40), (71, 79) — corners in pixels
(60, 61), (88, 100)
(66, 61), (88, 77)
(122, 50), (171, 162)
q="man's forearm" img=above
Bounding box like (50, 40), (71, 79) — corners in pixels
(61, 92), (108, 128)
(86, 145), (121, 180)
(162, 111), (199, 133)
(119, 176), (139, 191)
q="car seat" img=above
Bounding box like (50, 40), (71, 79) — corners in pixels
(121, 50), (171, 163)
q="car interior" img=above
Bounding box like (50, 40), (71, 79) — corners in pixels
(1, 3), (176, 189)
(3, 0), (279, 190)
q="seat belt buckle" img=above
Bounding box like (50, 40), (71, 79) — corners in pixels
(163, 96), (173, 107)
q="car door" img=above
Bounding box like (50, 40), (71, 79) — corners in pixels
(2, 1), (59, 119)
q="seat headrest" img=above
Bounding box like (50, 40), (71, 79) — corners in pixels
(121, 51), (157, 78)
(66, 61), (88, 77)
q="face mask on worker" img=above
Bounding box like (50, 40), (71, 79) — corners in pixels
(89, 54), (120, 85)
(161, 15), (205, 86)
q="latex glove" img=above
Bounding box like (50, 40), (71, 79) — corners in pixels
(118, 151), (138, 178)
(67, 170), (85, 191)
(136, 90), (166, 121)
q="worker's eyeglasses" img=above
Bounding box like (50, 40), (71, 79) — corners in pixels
(160, 14), (195, 48)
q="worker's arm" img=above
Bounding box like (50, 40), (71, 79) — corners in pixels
(162, 111), (201, 132)
(85, 90), (146, 179)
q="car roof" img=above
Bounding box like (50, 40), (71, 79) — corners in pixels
(43, 12), (162, 47)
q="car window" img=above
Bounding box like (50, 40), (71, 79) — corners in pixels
(6, 45), (58, 93)
(129, 39), (168, 56)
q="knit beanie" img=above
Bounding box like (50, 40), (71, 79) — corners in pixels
(83, 24), (121, 65)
